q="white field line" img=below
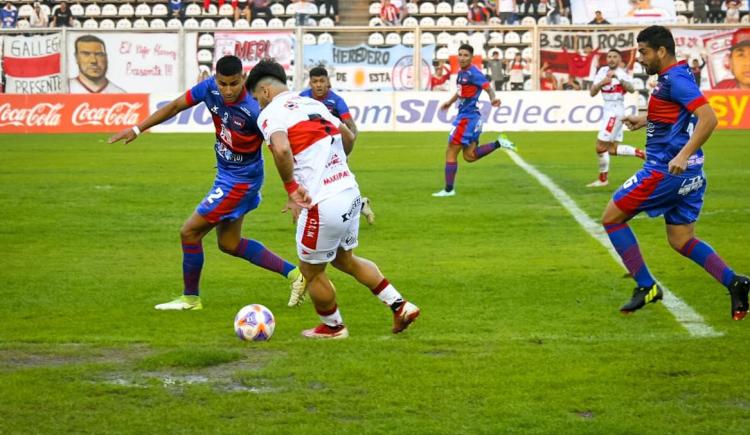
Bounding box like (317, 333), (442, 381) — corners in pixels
(505, 150), (722, 338)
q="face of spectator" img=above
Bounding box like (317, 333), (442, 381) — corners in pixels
(595, 11), (602, 20)
(75, 41), (108, 81)
(636, 0), (651, 8)
(458, 49), (472, 69)
(729, 46), (750, 88)
(309, 75), (329, 99)
(215, 72), (245, 103)
(607, 51), (622, 69)
(60, 2), (67, 10)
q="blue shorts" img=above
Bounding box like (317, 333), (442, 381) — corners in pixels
(448, 114), (483, 146)
(196, 176), (262, 224)
(613, 168), (706, 225)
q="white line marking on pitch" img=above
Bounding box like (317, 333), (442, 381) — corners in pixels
(505, 150), (722, 338)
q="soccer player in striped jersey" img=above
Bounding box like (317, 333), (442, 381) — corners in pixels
(601, 26), (748, 320)
(433, 44), (516, 197)
(587, 49), (646, 187)
(109, 55), (306, 310)
(300, 67), (375, 225)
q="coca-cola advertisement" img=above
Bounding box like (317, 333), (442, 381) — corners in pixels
(0, 94), (149, 133)
(2, 33), (63, 94)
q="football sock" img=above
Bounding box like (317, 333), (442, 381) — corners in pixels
(604, 223), (656, 288)
(182, 242), (204, 296)
(679, 238), (736, 287)
(444, 161), (457, 192)
(615, 144), (637, 156)
(233, 238), (295, 277)
(474, 140), (501, 159)
(371, 278), (405, 312)
(316, 304), (344, 327)
(597, 152), (610, 181)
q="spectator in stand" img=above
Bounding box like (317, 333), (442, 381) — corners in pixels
(431, 59), (451, 91)
(540, 63), (558, 90)
(707, 0), (724, 23)
(726, 1), (740, 24)
(508, 52), (526, 90)
(487, 51), (507, 91)
(690, 55), (706, 87)
(30, 2), (48, 27)
(169, 0), (185, 21)
(1, 1), (18, 28)
(235, 0), (252, 22)
(588, 10), (610, 24)
(50, 1), (73, 27)
(520, 0), (539, 16)
(468, 0), (491, 24)
(497, 0), (516, 24)
(294, 0), (316, 26)
(545, 0), (564, 24)
(562, 44), (599, 90)
(319, 0), (339, 23)
(251, 0), (271, 18)
(380, 0), (400, 25)
(561, 74), (581, 90)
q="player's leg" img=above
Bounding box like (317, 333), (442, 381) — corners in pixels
(433, 142), (461, 197)
(589, 114), (614, 186)
(299, 260), (349, 339)
(607, 115), (644, 160)
(360, 197), (375, 225)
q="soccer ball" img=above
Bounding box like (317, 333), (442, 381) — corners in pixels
(234, 304), (275, 341)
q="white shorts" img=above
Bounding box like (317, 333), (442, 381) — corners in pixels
(296, 187), (361, 264)
(597, 108), (624, 143)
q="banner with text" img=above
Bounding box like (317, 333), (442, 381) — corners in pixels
(0, 94), (149, 133)
(673, 27), (750, 90)
(67, 32), (179, 94)
(303, 44), (435, 91)
(571, 0), (676, 25)
(213, 31), (295, 74)
(705, 90), (750, 129)
(2, 33), (63, 94)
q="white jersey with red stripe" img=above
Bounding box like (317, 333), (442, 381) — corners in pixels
(257, 91), (358, 205)
(593, 66), (630, 110)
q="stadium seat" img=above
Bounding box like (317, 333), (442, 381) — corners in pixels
(421, 32), (435, 45)
(504, 47), (519, 59)
(72, 18), (81, 27)
(185, 3), (201, 17)
(687, 1), (694, 12)
(521, 16), (535, 26)
(453, 16), (468, 26)
(318, 3), (328, 15)
(489, 16), (502, 25)
(523, 79), (532, 90)
(402, 16), (418, 26)
(504, 31), (520, 44)
(674, 1), (687, 12)
(268, 17), (284, 27)
(99, 18), (115, 28)
(742, 14), (750, 24)
(235, 18), (250, 28)
(84, 3), (100, 17)
(203, 4), (218, 16)
(385, 32), (401, 45)
(306, 17), (318, 26)
(488, 32), (503, 44)
(218, 3), (234, 17)
(419, 16), (435, 27)
(317, 32), (334, 44)
(16, 18), (30, 28)
(285, 3), (297, 14)
(167, 18), (182, 28)
(436, 46), (450, 60)
(676, 15), (689, 24)
(368, 32), (384, 46)
(270, 3), (284, 16)
(17, 4), (33, 17)
(537, 16), (547, 25)
(70, 3), (84, 16)
(118, 3), (134, 17)
(183, 17), (200, 28)
(437, 31), (452, 45)
(82, 18), (98, 28)
(197, 49), (213, 63)
(198, 33), (214, 47)
(200, 18), (216, 28)
(369, 17), (382, 26)
(133, 17), (149, 28)
(217, 17), (233, 28)
(521, 31), (532, 43)
(453, 2), (468, 14)
(152, 4), (168, 17)
(303, 33), (317, 45)
(452, 32), (469, 44)
(558, 16), (570, 25)
(419, 2), (435, 14)
(150, 18), (166, 28)
(284, 17), (296, 27)
(469, 32), (486, 47)
(116, 18), (132, 28)
(251, 18), (267, 27)
(134, 3), (151, 17)
(521, 46), (532, 59)
(319, 17), (334, 27)
(436, 16), (452, 27)
(436, 2), (451, 14)
(402, 32), (415, 46)
(101, 4), (117, 17)
(40, 4), (51, 16)
(405, 2), (418, 15)
(368, 2), (381, 15)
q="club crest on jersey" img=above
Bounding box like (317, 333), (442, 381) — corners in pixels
(232, 116), (245, 128)
(285, 101), (299, 110)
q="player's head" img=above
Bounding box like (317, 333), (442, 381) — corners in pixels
(246, 59), (288, 109)
(214, 55), (245, 103)
(636, 25), (675, 75)
(308, 66), (330, 99)
(606, 49), (622, 69)
(74, 35), (108, 82)
(458, 44), (473, 69)
(729, 29), (750, 89)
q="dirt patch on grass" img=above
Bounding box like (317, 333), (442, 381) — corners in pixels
(0, 343), (153, 370)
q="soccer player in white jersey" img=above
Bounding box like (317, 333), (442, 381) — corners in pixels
(587, 49), (646, 187)
(246, 60), (420, 339)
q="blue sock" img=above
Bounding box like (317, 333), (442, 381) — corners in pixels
(182, 242), (204, 296)
(233, 238), (295, 277)
(680, 238), (736, 288)
(474, 140), (500, 159)
(604, 223), (656, 288)
(444, 162), (457, 191)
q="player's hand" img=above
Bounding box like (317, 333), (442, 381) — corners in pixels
(600, 76), (613, 86)
(282, 198), (302, 224)
(439, 101), (451, 111)
(490, 98), (501, 107)
(668, 155), (688, 175)
(108, 127), (138, 145)
(623, 115), (646, 131)
(288, 185), (312, 209)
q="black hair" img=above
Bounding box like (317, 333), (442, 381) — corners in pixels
(215, 55), (243, 77)
(637, 25), (676, 56)
(458, 44), (474, 56)
(74, 34), (105, 54)
(608, 48), (621, 56)
(309, 66), (329, 78)
(245, 59), (287, 91)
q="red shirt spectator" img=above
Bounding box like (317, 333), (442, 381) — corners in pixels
(380, 0), (400, 25)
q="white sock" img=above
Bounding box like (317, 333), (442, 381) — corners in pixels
(616, 144), (638, 156)
(372, 279), (404, 306)
(318, 306), (344, 327)
(597, 152), (610, 173)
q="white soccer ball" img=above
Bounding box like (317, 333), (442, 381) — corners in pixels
(234, 304), (275, 341)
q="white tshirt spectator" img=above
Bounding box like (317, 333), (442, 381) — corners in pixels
(29, 2), (48, 27)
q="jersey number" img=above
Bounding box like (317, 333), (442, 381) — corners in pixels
(686, 122), (695, 137)
(206, 187), (224, 204)
(622, 174), (638, 189)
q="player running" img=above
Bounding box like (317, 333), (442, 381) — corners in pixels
(433, 44), (516, 197)
(246, 60), (420, 339)
(601, 26), (749, 320)
(300, 66), (376, 225)
(587, 49), (646, 187)
(108, 55), (305, 310)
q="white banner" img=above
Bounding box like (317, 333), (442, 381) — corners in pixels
(149, 91), (639, 133)
(2, 33), (63, 94)
(67, 32), (180, 93)
(214, 31), (294, 74)
(571, 0), (676, 25)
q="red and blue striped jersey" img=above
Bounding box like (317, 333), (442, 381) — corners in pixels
(299, 88), (352, 121)
(456, 65), (490, 116)
(186, 77), (264, 181)
(645, 61), (707, 175)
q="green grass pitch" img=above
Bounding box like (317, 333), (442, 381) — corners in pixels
(1, 130), (748, 433)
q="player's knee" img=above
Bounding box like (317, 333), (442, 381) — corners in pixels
(180, 225), (201, 243)
(595, 142), (609, 154)
(463, 151), (477, 162)
(668, 235), (689, 253)
(217, 239), (239, 254)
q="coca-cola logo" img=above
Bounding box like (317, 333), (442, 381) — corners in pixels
(0, 102), (63, 127)
(72, 102), (142, 126)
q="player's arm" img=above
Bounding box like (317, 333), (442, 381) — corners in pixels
(668, 103), (717, 175)
(617, 70), (635, 93)
(342, 117), (358, 139)
(268, 131), (312, 208)
(440, 93), (458, 111)
(339, 123), (355, 156)
(590, 73), (610, 97)
(108, 93), (192, 144)
(623, 114), (647, 130)
(483, 82), (501, 107)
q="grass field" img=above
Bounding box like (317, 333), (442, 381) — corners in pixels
(1, 130), (749, 434)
